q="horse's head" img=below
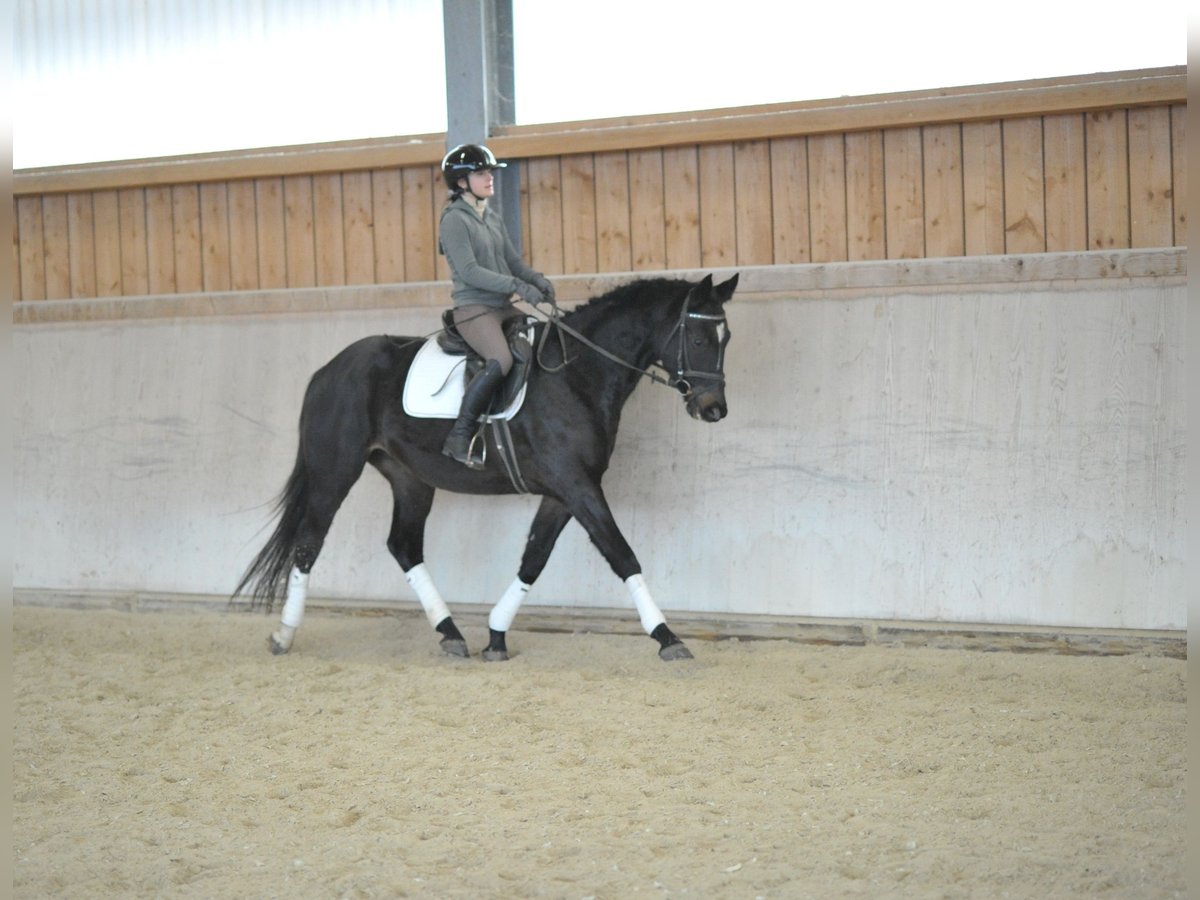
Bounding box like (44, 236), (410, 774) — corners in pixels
(664, 273), (739, 422)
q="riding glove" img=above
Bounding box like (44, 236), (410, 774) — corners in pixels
(529, 273), (556, 303)
(512, 280), (545, 305)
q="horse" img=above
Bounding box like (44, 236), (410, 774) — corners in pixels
(232, 272), (739, 661)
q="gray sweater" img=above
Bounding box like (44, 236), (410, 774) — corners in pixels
(439, 197), (541, 308)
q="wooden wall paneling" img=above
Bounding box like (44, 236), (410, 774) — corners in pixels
(518, 166), (532, 261)
(254, 178), (287, 289)
(629, 149), (667, 271)
(1127, 106), (1174, 247)
(370, 169), (405, 284)
(961, 121), (1005, 255)
(808, 133), (847, 263)
(313, 173), (346, 287)
(1042, 114), (1087, 251)
(227, 180), (260, 291)
(145, 186), (177, 294)
(92, 190), (122, 297)
(733, 140), (773, 266)
(1170, 104), (1186, 244)
(432, 168), (452, 283)
(1001, 117), (1046, 253)
(882, 127), (925, 259)
(16, 196), (46, 301)
(561, 154), (600, 274)
(698, 143), (736, 268)
(117, 189), (149, 296)
(45, 194), (71, 298)
(342, 171), (375, 285)
(845, 131), (885, 261)
(922, 124), (964, 257)
(527, 156), (566, 275)
(769, 137), (811, 264)
(11, 76), (1183, 301)
(1085, 109), (1131, 250)
(12, 199), (21, 302)
(663, 145), (702, 270)
(283, 175), (317, 288)
(401, 166), (438, 283)
(199, 182), (232, 293)
(594, 151), (632, 273)
(65, 193), (96, 298)
(170, 186), (203, 294)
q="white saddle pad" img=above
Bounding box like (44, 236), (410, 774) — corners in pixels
(402, 336), (528, 420)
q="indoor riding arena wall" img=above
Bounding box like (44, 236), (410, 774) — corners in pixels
(12, 68), (1186, 636)
(12, 251), (1185, 632)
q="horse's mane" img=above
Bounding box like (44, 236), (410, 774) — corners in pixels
(562, 277), (690, 326)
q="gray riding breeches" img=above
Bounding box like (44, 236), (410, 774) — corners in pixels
(451, 305), (521, 376)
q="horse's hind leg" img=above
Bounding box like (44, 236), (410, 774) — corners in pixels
(269, 466), (364, 655)
(374, 456), (469, 658)
(482, 496), (573, 661)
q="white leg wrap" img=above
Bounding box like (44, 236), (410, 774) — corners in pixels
(271, 567), (308, 652)
(405, 563), (452, 629)
(489, 579), (530, 633)
(281, 567), (308, 628)
(626, 573), (666, 635)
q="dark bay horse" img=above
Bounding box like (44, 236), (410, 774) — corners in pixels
(232, 273), (739, 661)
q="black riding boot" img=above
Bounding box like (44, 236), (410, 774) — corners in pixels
(442, 359), (504, 469)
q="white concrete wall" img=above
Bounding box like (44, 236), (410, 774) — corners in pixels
(13, 252), (1186, 630)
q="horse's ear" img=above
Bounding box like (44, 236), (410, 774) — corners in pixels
(714, 272), (739, 302)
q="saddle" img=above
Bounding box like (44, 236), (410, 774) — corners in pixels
(436, 310), (534, 414)
(401, 313), (534, 421)
(400, 313), (536, 490)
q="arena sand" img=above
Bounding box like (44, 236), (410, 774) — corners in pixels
(12, 605), (1185, 898)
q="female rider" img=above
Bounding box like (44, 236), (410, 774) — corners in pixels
(437, 143), (555, 467)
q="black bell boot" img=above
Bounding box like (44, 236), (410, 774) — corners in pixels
(442, 359), (504, 468)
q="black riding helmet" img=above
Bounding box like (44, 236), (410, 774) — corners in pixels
(441, 143), (507, 190)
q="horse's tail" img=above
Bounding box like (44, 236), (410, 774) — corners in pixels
(231, 450), (309, 612)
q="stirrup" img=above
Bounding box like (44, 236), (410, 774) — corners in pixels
(444, 426), (487, 470)
(464, 429), (487, 470)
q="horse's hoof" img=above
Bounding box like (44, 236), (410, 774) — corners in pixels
(268, 634), (290, 655)
(482, 648), (510, 662)
(659, 642), (694, 661)
(440, 638), (470, 658)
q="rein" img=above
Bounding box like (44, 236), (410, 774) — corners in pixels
(531, 294), (727, 397)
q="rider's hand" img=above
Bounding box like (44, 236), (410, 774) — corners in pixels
(530, 273), (556, 303)
(513, 280), (545, 306)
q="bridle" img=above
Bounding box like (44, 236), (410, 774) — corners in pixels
(658, 302), (729, 398)
(532, 292), (728, 399)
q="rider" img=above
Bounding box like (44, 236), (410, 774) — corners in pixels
(438, 143), (556, 468)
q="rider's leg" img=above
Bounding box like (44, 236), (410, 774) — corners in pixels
(442, 306), (513, 468)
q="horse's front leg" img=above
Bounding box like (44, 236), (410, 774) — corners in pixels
(482, 496), (574, 661)
(404, 563), (469, 658)
(568, 486), (693, 662)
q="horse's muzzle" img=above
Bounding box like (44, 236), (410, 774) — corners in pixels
(686, 387), (727, 422)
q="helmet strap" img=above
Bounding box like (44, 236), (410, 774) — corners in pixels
(460, 172), (490, 207)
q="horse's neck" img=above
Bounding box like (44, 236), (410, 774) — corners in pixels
(577, 297), (666, 358)
(562, 304), (667, 416)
